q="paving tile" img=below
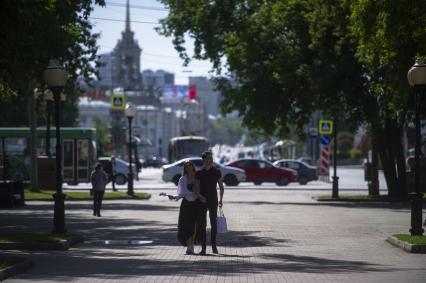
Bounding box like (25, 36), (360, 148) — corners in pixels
(1, 190), (426, 282)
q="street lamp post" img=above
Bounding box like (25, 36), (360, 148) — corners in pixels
(43, 60), (67, 234)
(332, 120), (339, 198)
(407, 60), (426, 236)
(125, 103), (136, 196)
(44, 90), (54, 157)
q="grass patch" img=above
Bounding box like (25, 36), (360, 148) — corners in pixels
(24, 189), (150, 201)
(0, 257), (26, 269)
(316, 194), (426, 202)
(394, 234), (426, 245)
(0, 233), (67, 244)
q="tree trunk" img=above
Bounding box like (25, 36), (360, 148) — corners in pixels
(368, 134), (379, 196)
(374, 118), (407, 197)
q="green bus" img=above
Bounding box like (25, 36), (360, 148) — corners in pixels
(0, 127), (97, 184)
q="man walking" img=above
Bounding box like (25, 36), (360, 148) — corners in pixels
(91, 163), (108, 217)
(196, 151), (224, 255)
(105, 155), (117, 191)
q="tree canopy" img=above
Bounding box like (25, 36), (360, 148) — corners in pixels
(0, 0), (105, 126)
(158, 0), (426, 196)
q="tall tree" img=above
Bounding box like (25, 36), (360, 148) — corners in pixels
(0, 0), (105, 125)
(158, 0), (426, 196)
(349, 0), (426, 196)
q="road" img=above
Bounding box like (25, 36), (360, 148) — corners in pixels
(64, 166), (388, 194)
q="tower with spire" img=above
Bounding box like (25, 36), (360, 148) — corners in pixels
(112, 0), (142, 90)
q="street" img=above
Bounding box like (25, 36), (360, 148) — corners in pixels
(64, 165), (388, 193)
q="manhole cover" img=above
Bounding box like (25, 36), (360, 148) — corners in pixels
(83, 240), (153, 246)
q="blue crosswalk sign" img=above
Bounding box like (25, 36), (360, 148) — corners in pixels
(320, 134), (331, 145)
(319, 120), (333, 135)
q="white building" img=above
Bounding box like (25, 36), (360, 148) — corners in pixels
(78, 97), (111, 127)
(132, 105), (182, 159)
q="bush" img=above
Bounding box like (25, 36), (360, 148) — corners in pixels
(350, 148), (363, 159)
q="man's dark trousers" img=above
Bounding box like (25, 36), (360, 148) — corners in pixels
(93, 191), (105, 215)
(198, 202), (218, 252)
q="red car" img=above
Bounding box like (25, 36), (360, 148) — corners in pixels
(226, 159), (298, 186)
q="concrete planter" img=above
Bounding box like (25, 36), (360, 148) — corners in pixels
(386, 236), (426, 253)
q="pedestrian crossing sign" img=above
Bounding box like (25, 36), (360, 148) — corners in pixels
(319, 120), (333, 135)
(111, 95), (125, 109)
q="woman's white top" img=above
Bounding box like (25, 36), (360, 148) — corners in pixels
(177, 175), (197, 201)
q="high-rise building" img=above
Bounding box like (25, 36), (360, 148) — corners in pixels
(189, 76), (222, 117)
(98, 53), (114, 88)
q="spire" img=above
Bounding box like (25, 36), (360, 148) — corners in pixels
(125, 0), (131, 32)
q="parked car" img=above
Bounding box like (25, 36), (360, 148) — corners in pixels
(226, 158), (298, 186)
(162, 157), (246, 186)
(98, 157), (136, 185)
(297, 156), (315, 166)
(273, 159), (318, 185)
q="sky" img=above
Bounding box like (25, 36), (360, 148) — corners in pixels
(90, 0), (214, 85)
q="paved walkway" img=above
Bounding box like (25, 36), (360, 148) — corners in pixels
(1, 189), (425, 282)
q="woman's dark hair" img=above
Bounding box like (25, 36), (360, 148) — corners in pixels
(182, 161), (196, 176)
(95, 163), (102, 170)
(201, 151), (212, 160)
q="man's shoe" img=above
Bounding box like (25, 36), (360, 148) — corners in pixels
(97, 213), (101, 217)
(212, 246), (218, 254)
(93, 212), (96, 216)
(199, 250), (206, 256)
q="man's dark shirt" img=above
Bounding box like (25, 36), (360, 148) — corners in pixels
(195, 166), (221, 205)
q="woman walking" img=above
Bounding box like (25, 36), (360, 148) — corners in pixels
(168, 161), (206, 254)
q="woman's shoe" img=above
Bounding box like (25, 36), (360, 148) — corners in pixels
(186, 245), (194, 254)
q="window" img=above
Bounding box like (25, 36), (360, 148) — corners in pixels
(288, 162), (300, 170)
(258, 161), (273, 169)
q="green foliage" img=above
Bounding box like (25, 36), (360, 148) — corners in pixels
(94, 117), (112, 157)
(158, 0), (426, 196)
(24, 189), (150, 200)
(0, 0), (105, 126)
(210, 119), (245, 145)
(394, 234), (426, 245)
(349, 148), (362, 159)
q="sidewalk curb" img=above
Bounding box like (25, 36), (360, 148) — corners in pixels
(0, 234), (84, 251)
(0, 258), (32, 281)
(386, 236), (426, 253)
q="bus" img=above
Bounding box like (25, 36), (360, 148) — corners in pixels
(0, 127), (97, 184)
(259, 140), (297, 162)
(168, 136), (209, 163)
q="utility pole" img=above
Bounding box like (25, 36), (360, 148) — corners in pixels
(29, 83), (39, 192)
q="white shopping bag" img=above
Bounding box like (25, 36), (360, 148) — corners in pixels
(217, 208), (228, 233)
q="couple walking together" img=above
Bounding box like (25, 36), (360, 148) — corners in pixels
(170, 151), (224, 255)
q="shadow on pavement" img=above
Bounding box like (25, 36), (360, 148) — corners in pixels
(3, 247), (399, 280)
(227, 200), (411, 210)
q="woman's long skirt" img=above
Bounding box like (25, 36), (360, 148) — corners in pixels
(177, 199), (200, 246)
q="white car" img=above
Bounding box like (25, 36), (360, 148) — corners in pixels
(98, 157), (137, 185)
(162, 157), (246, 186)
